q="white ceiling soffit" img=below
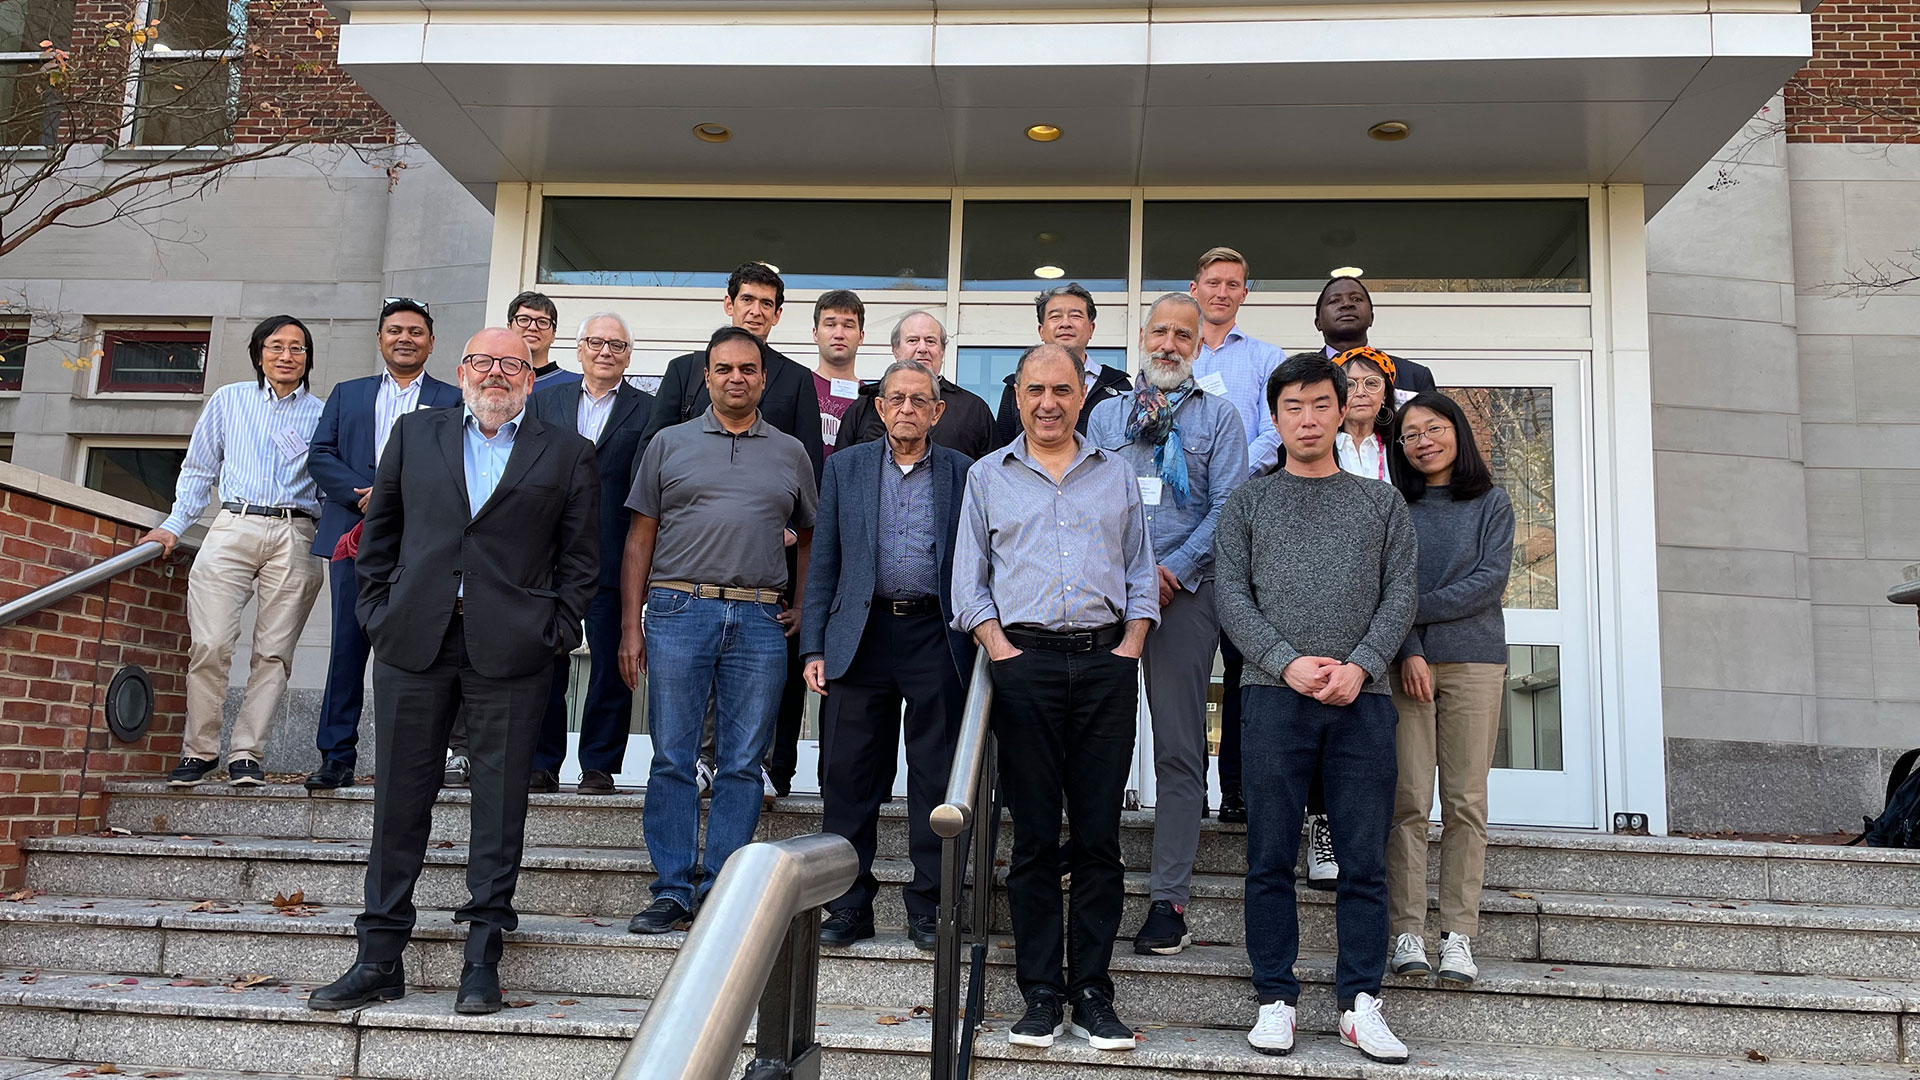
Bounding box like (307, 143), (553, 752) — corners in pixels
(332, 9), (1811, 202)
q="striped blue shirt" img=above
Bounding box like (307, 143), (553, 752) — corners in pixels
(373, 371), (423, 466)
(159, 381), (324, 535)
(1196, 325), (1287, 476)
(951, 433), (1159, 633)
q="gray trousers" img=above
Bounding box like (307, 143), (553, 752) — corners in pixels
(1145, 579), (1219, 906)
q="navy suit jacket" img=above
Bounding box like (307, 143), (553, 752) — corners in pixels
(308, 371), (462, 556)
(799, 439), (974, 683)
(528, 379), (655, 590)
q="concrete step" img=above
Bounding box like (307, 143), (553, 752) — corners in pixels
(0, 1063), (337, 1080)
(3, 969), (1916, 1079)
(4, 897), (1917, 1062)
(103, 782), (1920, 907)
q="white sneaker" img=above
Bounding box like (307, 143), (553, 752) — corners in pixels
(1438, 932), (1478, 984)
(1246, 1000), (1296, 1056)
(1340, 992), (1409, 1064)
(761, 766), (779, 807)
(442, 754), (470, 788)
(1305, 814), (1339, 889)
(1390, 932), (1433, 976)
(695, 760), (714, 799)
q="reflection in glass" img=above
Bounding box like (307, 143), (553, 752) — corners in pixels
(1443, 386), (1556, 609)
(0, 333), (25, 390)
(1496, 645), (1562, 771)
(961, 202), (1129, 292)
(952, 346), (1128, 417)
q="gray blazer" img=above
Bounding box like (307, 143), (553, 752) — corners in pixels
(799, 438), (974, 682)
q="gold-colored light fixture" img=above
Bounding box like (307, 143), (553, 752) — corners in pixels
(1367, 120), (1411, 142)
(692, 123), (732, 143)
(1033, 265), (1066, 279)
(1025, 123), (1063, 143)
(1330, 266), (1365, 279)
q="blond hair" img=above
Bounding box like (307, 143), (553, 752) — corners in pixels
(1196, 246), (1249, 279)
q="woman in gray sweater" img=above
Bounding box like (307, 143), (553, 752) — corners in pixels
(1382, 391), (1515, 988)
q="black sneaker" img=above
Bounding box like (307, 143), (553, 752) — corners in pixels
(227, 758), (266, 787)
(1008, 987), (1065, 1048)
(1069, 987), (1137, 1051)
(1132, 900), (1192, 956)
(627, 896), (694, 935)
(1218, 792), (1247, 824)
(818, 908), (874, 947)
(906, 914), (938, 951)
(167, 757), (219, 787)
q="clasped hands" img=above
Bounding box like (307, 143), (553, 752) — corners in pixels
(1282, 656), (1368, 707)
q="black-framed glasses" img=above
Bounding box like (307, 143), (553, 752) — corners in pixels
(383, 296), (430, 311)
(1398, 422), (1454, 446)
(512, 313), (556, 331)
(463, 353), (529, 375)
(581, 336), (630, 354)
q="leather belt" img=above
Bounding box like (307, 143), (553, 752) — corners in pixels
(1003, 622), (1124, 653)
(654, 580), (783, 605)
(877, 596), (939, 617)
(222, 501), (314, 521)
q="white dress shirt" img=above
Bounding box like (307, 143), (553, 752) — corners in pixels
(577, 382), (618, 443)
(373, 370), (423, 466)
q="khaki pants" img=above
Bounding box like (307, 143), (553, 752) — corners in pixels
(184, 510), (325, 764)
(1386, 660), (1505, 938)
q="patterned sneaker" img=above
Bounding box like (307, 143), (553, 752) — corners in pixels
(166, 757), (219, 787)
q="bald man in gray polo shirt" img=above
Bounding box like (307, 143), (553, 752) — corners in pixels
(619, 325), (818, 935)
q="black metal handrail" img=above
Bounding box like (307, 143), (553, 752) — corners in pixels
(0, 540), (166, 628)
(931, 653), (997, 1080)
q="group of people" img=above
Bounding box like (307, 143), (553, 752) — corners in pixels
(140, 247), (1517, 1066)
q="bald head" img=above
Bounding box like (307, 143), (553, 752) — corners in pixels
(464, 326), (531, 362)
(458, 325), (535, 433)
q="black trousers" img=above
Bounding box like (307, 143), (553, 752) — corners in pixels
(1217, 636), (1325, 814)
(819, 610), (964, 920)
(992, 645), (1137, 998)
(356, 614), (550, 965)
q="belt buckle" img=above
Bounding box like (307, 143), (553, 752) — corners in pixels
(1067, 633), (1094, 653)
(696, 584), (721, 600)
(890, 599), (911, 616)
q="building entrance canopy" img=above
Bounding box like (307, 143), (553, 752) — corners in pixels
(326, 2), (1809, 214)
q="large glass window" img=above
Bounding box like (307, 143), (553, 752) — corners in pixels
(1497, 644), (1563, 771)
(131, 0), (246, 147)
(1444, 385), (1557, 609)
(85, 446), (188, 511)
(98, 330), (209, 393)
(1142, 200), (1589, 293)
(0, 330), (25, 391)
(538, 198), (950, 291)
(961, 201), (1128, 292)
(0, 0), (70, 147)
(953, 346), (1127, 415)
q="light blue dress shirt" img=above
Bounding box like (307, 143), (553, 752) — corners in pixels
(1085, 388), (1248, 591)
(159, 381), (324, 535)
(1195, 325), (1287, 476)
(461, 407), (521, 517)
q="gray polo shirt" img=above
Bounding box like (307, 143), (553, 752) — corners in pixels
(626, 407), (818, 590)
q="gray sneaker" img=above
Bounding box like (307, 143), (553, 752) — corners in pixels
(443, 754), (471, 788)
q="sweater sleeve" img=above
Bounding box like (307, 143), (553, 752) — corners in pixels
(1212, 485), (1299, 679)
(1416, 489), (1516, 624)
(1348, 494), (1420, 681)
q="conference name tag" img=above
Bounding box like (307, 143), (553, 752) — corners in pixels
(830, 378), (859, 400)
(1197, 372), (1228, 398)
(1137, 476), (1163, 506)
(274, 426), (308, 462)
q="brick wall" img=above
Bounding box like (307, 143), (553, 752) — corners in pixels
(0, 479), (193, 889)
(1786, 0), (1920, 143)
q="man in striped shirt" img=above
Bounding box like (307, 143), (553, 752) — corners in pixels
(141, 316), (329, 788)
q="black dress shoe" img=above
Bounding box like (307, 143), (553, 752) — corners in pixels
(576, 769), (616, 795)
(1218, 792), (1247, 825)
(818, 908), (874, 947)
(455, 962), (502, 1014)
(907, 914), (938, 951)
(528, 770), (560, 794)
(308, 960), (405, 1011)
(304, 760), (354, 791)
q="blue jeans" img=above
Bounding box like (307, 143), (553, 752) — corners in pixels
(642, 589), (788, 907)
(1241, 684), (1398, 1010)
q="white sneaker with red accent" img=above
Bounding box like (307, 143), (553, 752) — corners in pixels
(1340, 992), (1409, 1064)
(1246, 1000), (1296, 1056)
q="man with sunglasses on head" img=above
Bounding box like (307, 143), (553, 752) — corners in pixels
(304, 299), (463, 791)
(312, 328), (598, 1017)
(509, 291), (582, 391)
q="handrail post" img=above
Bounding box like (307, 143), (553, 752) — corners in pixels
(743, 909), (823, 1080)
(930, 653), (994, 1080)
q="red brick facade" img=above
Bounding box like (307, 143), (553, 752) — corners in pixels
(1787, 0), (1920, 143)
(0, 486), (193, 889)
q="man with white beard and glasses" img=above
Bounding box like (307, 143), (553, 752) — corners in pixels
(1086, 293), (1247, 956)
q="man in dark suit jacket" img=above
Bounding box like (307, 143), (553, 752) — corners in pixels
(310, 328), (598, 1017)
(1314, 275), (1438, 394)
(991, 284), (1133, 448)
(525, 312), (655, 795)
(304, 299), (462, 790)
(834, 309), (995, 460)
(800, 359), (973, 951)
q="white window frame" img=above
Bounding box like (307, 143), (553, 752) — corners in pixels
(86, 318), (215, 400)
(119, 0), (246, 150)
(0, 0), (70, 151)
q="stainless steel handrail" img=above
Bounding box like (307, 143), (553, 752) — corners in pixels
(613, 832), (858, 1080)
(0, 541), (165, 628)
(931, 652), (996, 1080)
(931, 653), (994, 840)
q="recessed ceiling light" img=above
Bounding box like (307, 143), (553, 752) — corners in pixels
(692, 123), (732, 143)
(1330, 266), (1365, 279)
(1033, 265), (1065, 279)
(1025, 124), (1062, 143)
(1367, 120), (1411, 142)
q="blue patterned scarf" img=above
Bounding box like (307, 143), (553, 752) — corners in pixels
(1125, 370), (1194, 504)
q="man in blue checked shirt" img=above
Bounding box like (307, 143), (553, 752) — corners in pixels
(142, 316), (328, 789)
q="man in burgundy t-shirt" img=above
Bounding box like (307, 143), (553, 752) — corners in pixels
(811, 290), (866, 455)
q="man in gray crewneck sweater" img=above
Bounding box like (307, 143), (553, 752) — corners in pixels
(1214, 353), (1417, 1064)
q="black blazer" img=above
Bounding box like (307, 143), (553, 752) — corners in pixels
(355, 407), (599, 679)
(639, 340), (824, 483)
(528, 379), (655, 590)
(833, 376), (995, 461)
(1393, 355), (1438, 394)
(306, 371), (462, 556)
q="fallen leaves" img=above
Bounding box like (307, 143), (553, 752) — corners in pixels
(3, 887), (42, 903)
(555, 998), (579, 1006)
(875, 1015), (905, 1025)
(433, 840), (456, 849)
(187, 900), (238, 914)
(270, 890), (306, 908)
(168, 979), (211, 988)
(18, 971), (40, 984)
(141, 1072), (183, 1078)
(506, 1000), (536, 1009)
(1747, 1049), (1770, 1063)
(228, 973), (278, 990)
(909, 1004), (932, 1018)
(1508, 890), (1535, 900)
(546, 1013), (566, 1019)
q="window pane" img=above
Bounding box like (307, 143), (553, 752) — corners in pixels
(0, 443), (11, 463)
(0, 0), (73, 52)
(146, 0), (244, 51)
(538, 198), (949, 291)
(961, 201), (1128, 292)
(952, 346), (1126, 415)
(101, 333), (208, 391)
(1443, 385), (1557, 609)
(85, 447), (188, 512)
(0, 333), (24, 390)
(0, 60), (58, 146)
(1142, 200), (1589, 293)
(1495, 644), (1563, 771)
(133, 59), (233, 146)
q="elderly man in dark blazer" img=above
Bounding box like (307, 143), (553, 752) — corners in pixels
(310, 326), (598, 1017)
(801, 359), (973, 951)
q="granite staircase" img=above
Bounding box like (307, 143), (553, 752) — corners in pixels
(3, 782), (1920, 1079)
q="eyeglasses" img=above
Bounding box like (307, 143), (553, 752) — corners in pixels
(463, 353), (529, 375)
(383, 296), (430, 311)
(1347, 375), (1387, 393)
(261, 344), (308, 357)
(882, 393), (935, 411)
(581, 336), (630, 354)
(1398, 422), (1454, 446)
(512, 314), (556, 331)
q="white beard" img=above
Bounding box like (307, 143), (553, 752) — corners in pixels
(463, 380), (525, 429)
(1142, 350), (1194, 392)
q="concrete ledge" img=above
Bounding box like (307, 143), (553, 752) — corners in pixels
(1666, 736), (1898, 835)
(0, 460), (169, 534)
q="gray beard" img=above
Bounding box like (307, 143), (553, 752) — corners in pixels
(464, 384), (524, 429)
(1142, 352), (1194, 391)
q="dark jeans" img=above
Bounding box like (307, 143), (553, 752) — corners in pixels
(820, 610), (963, 920)
(315, 559), (370, 769)
(534, 587), (633, 775)
(1218, 637), (1326, 815)
(992, 645), (1137, 998)
(1242, 684), (1397, 1010)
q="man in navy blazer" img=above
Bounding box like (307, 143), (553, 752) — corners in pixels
(304, 299), (462, 790)
(800, 359), (973, 951)
(524, 312), (655, 795)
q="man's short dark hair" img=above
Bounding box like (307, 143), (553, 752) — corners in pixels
(249, 315), (315, 390)
(1034, 282), (1097, 326)
(813, 289), (865, 330)
(705, 324), (764, 366)
(506, 290), (557, 323)
(728, 262), (786, 310)
(378, 298), (433, 336)
(1266, 351), (1348, 413)
(1013, 342), (1085, 386)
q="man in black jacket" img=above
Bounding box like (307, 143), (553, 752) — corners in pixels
(1314, 275), (1438, 396)
(309, 327), (599, 1017)
(834, 309), (995, 460)
(992, 283), (1132, 448)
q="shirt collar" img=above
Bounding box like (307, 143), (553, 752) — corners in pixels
(884, 439), (930, 474)
(581, 381), (618, 404)
(379, 369), (420, 394)
(462, 407), (524, 439)
(261, 382), (305, 404)
(700, 405), (769, 437)
(1001, 431), (1101, 472)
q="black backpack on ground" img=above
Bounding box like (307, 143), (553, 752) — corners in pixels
(1852, 748), (1920, 848)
